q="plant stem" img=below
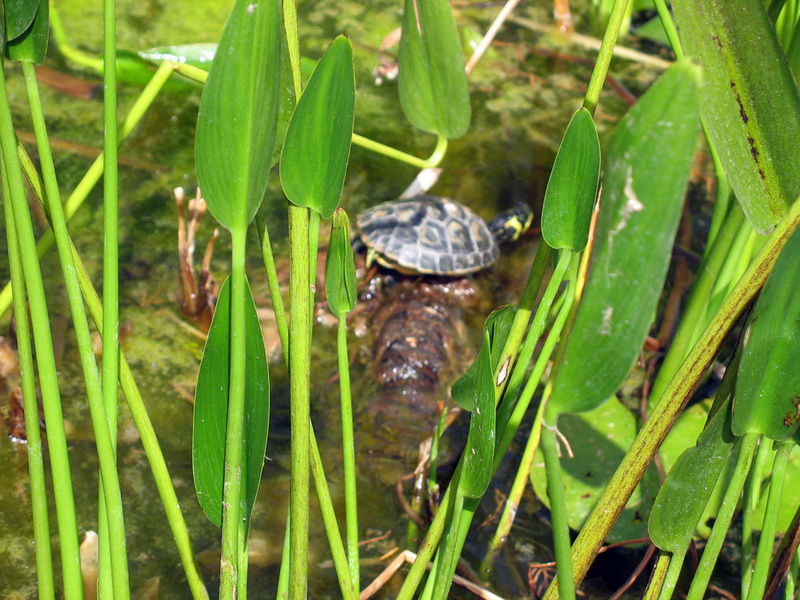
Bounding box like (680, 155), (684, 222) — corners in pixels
(351, 132), (447, 169)
(540, 407), (576, 600)
(288, 205), (312, 598)
(494, 242), (552, 402)
(583, 0), (631, 114)
(18, 152), (208, 598)
(747, 440), (793, 600)
(337, 316), (360, 587)
(2, 175), (55, 600)
(647, 206), (745, 409)
(256, 213), (290, 363)
(23, 59), (131, 600)
(542, 197), (800, 598)
(100, 0), (122, 590)
(309, 427), (358, 599)
(497, 249), (572, 429)
(0, 66), (83, 600)
(652, 551), (681, 600)
(219, 228), (249, 598)
(686, 434), (758, 600)
(0, 60), (176, 320)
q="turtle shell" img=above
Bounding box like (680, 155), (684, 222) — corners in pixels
(357, 195), (499, 275)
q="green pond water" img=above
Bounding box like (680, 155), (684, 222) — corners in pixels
(0, 0), (664, 597)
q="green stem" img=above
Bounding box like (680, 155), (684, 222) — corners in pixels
(653, 552), (681, 600)
(282, 0), (303, 98)
(496, 255), (577, 465)
(498, 249), (573, 429)
(747, 440), (793, 600)
(648, 205), (745, 409)
(0, 65), (83, 600)
(351, 132), (448, 169)
(395, 465), (461, 600)
(2, 175), (55, 600)
(494, 243), (552, 400)
(0, 60), (176, 320)
(100, 0), (122, 591)
(24, 58), (132, 599)
(310, 427), (358, 600)
(19, 155), (207, 598)
(583, 0), (632, 114)
(653, 0), (683, 60)
(542, 197), (800, 598)
(337, 316), (360, 587)
(741, 434), (772, 597)
(256, 213), (289, 364)
(288, 205), (312, 598)
(219, 228), (249, 598)
(686, 434), (759, 600)
(540, 408), (576, 600)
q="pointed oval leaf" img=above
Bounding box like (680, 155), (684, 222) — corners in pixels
(398, 0), (471, 139)
(196, 0), (283, 231)
(673, 0), (800, 234)
(549, 59), (701, 415)
(459, 330), (496, 498)
(5, 0), (38, 42)
(193, 277), (270, 527)
(5, 0), (47, 64)
(649, 399), (736, 552)
(733, 227), (800, 440)
(280, 36), (355, 218)
(325, 208), (358, 316)
(541, 107), (601, 251)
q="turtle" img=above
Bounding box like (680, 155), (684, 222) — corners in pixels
(356, 195), (533, 276)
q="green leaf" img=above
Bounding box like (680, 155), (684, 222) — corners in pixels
(459, 330), (496, 499)
(451, 305), (515, 410)
(280, 35), (355, 218)
(325, 208), (357, 316)
(139, 44), (217, 70)
(193, 277), (270, 528)
(733, 227), (800, 440)
(673, 0), (800, 234)
(195, 0), (283, 231)
(649, 398), (736, 552)
(398, 0), (471, 139)
(548, 59), (701, 415)
(752, 444), (800, 534)
(541, 108), (601, 251)
(5, 0), (47, 64)
(530, 397), (659, 543)
(143, 40), (294, 166)
(5, 0), (38, 42)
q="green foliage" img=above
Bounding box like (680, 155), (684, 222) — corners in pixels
(673, 0), (800, 234)
(541, 107), (600, 252)
(325, 208), (358, 316)
(5, 0), (39, 42)
(281, 35), (355, 218)
(733, 227), (800, 439)
(452, 305), (515, 411)
(192, 277), (270, 528)
(531, 397), (659, 542)
(195, 0), (283, 231)
(649, 399), (736, 552)
(398, 0), (470, 138)
(6, 0), (48, 64)
(548, 59), (701, 415)
(459, 330), (496, 499)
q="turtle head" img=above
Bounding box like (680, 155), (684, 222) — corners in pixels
(487, 201), (533, 245)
